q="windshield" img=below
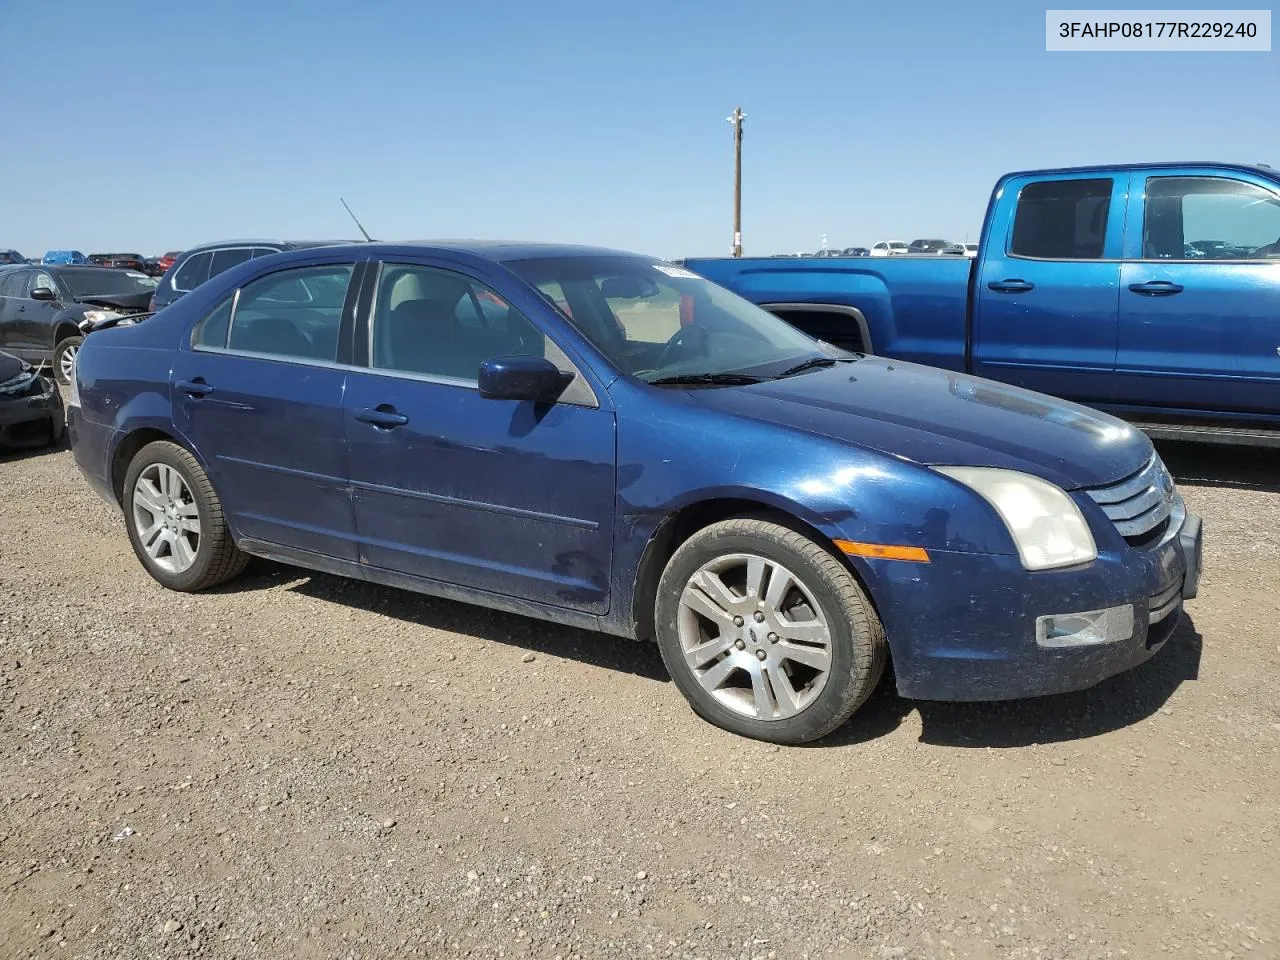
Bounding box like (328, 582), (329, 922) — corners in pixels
(505, 256), (827, 384)
(60, 268), (159, 299)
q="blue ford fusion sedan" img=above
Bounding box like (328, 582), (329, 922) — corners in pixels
(67, 242), (1203, 743)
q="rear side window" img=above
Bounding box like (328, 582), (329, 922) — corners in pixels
(191, 297), (233, 350)
(172, 252), (213, 292)
(209, 247), (254, 278)
(1144, 176), (1280, 260)
(0, 270), (28, 297)
(227, 263), (355, 362)
(1010, 178), (1112, 260)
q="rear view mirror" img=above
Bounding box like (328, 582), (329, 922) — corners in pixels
(600, 276), (660, 299)
(30, 287), (56, 301)
(478, 356), (572, 403)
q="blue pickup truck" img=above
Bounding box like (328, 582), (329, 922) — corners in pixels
(687, 162), (1280, 446)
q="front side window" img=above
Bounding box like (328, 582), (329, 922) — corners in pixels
(1010, 178), (1112, 260)
(209, 247), (254, 279)
(29, 272), (56, 295)
(1144, 176), (1280, 260)
(227, 263), (354, 362)
(371, 264), (546, 381)
(505, 256), (823, 383)
(173, 252), (213, 292)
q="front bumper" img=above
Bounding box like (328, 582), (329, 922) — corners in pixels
(870, 509), (1202, 702)
(0, 375), (62, 447)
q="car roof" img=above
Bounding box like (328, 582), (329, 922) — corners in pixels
(258, 240), (655, 264)
(1006, 161), (1276, 179)
(179, 239), (350, 254)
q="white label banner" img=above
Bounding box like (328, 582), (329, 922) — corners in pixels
(1046, 9), (1271, 50)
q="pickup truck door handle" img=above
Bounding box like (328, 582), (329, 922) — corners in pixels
(987, 279), (1035, 293)
(1128, 280), (1184, 296)
(354, 405), (409, 428)
(175, 379), (213, 398)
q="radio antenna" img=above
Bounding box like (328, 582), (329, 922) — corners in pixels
(340, 197), (374, 242)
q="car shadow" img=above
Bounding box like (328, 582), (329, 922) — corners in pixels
(0, 434), (68, 462)
(1157, 439), (1280, 493)
(820, 613), (1203, 748)
(216, 559), (671, 683)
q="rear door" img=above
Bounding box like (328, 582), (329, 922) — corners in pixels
(972, 173), (1126, 404)
(171, 257), (365, 560)
(342, 258), (617, 613)
(1114, 169), (1280, 414)
(17, 269), (62, 361)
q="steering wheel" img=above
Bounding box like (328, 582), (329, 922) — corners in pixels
(656, 324), (708, 369)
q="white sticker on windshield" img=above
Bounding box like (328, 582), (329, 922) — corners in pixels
(653, 264), (701, 280)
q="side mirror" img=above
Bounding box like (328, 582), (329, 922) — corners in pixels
(478, 356), (572, 403)
(30, 287), (57, 301)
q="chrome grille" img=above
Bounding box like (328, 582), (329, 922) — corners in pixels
(1085, 455), (1175, 542)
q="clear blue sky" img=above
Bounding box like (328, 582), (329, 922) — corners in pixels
(1, 0), (1275, 258)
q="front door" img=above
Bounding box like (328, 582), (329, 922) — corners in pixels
(343, 260), (616, 613)
(171, 259), (364, 560)
(972, 173), (1126, 405)
(1114, 171), (1280, 415)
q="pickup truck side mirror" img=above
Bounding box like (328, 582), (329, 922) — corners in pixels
(30, 287), (57, 302)
(478, 356), (572, 403)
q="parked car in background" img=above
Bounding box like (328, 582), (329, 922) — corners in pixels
(89, 253), (149, 272)
(840, 247), (870, 258)
(963, 243), (979, 257)
(907, 239), (952, 255)
(0, 264), (157, 383)
(151, 240), (340, 311)
(939, 243), (968, 256)
(869, 241), (908, 257)
(41, 250), (89, 266)
(686, 160), (1280, 447)
(0, 350), (63, 449)
(68, 241), (1199, 743)
(0, 250), (28, 265)
(150, 250), (182, 277)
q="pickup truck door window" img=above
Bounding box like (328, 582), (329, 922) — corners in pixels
(172, 261), (362, 560)
(342, 261), (616, 614)
(1116, 174), (1280, 413)
(973, 175), (1125, 405)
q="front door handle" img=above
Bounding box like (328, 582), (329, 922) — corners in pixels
(176, 378), (213, 397)
(355, 405), (409, 428)
(987, 279), (1035, 293)
(1128, 280), (1184, 297)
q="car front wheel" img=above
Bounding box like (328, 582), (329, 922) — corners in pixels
(122, 440), (248, 591)
(654, 517), (887, 744)
(53, 336), (83, 386)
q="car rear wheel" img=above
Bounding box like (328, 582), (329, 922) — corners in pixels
(53, 336), (83, 386)
(122, 441), (248, 591)
(654, 517), (887, 744)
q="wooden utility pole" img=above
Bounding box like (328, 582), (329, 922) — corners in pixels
(728, 106), (745, 257)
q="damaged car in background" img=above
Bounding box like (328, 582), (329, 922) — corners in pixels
(0, 350), (63, 449)
(0, 264), (158, 384)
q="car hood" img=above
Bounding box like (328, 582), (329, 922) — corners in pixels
(75, 291), (153, 311)
(687, 357), (1152, 490)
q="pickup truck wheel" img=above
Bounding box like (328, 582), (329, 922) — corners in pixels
(122, 441), (248, 592)
(654, 517), (886, 744)
(53, 336), (83, 386)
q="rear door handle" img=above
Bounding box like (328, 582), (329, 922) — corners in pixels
(355, 405), (409, 428)
(987, 279), (1035, 293)
(1128, 280), (1184, 296)
(176, 379), (213, 397)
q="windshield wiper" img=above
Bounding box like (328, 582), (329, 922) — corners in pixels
(774, 356), (859, 378)
(648, 372), (765, 386)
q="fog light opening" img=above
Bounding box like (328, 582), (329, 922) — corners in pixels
(1036, 604), (1134, 648)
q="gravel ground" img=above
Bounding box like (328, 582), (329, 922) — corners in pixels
(1, 438), (1278, 960)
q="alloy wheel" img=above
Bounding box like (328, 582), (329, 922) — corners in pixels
(132, 463), (201, 574)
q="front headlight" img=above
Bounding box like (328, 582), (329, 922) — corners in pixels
(80, 310), (122, 329)
(935, 467), (1097, 571)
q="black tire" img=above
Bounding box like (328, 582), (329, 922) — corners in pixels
(654, 517), (887, 744)
(122, 440), (248, 591)
(52, 335), (83, 386)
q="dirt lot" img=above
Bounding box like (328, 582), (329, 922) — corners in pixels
(2, 439), (1278, 960)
